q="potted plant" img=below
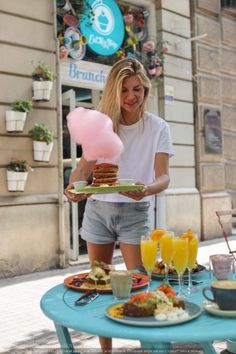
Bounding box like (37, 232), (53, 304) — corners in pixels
(31, 62), (56, 101)
(6, 159), (33, 192)
(28, 123), (57, 162)
(5, 99), (33, 132)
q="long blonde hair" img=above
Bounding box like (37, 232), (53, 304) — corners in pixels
(98, 58), (151, 134)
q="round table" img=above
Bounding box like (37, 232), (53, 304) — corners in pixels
(40, 272), (236, 354)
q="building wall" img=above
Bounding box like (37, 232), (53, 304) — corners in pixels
(156, 0), (201, 236)
(191, 0), (235, 239)
(0, 0), (69, 278)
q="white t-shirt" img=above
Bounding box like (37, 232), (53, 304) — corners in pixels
(91, 112), (174, 202)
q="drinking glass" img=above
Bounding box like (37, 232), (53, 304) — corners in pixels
(209, 254), (235, 280)
(185, 232), (199, 294)
(159, 231), (174, 284)
(173, 237), (189, 298)
(141, 235), (158, 292)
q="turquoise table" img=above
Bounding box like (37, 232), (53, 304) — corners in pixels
(40, 272), (236, 354)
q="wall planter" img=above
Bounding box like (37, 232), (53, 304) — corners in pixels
(6, 159), (32, 192)
(33, 141), (54, 162)
(32, 63), (56, 101)
(7, 170), (29, 192)
(29, 123), (57, 162)
(32, 81), (53, 101)
(5, 100), (33, 132)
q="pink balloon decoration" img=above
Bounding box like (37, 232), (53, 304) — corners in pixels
(67, 107), (123, 161)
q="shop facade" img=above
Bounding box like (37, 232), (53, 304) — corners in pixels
(0, 0), (235, 277)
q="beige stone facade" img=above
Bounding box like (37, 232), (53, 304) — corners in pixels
(191, 0), (236, 239)
(0, 0), (69, 277)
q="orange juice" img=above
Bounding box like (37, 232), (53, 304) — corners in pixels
(173, 238), (189, 274)
(141, 238), (158, 272)
(150, 228), (166, 241)
(187, 235), (198, 270)
(160, 232), (174, 265)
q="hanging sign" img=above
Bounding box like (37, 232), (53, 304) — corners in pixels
(80, 0), (125, 56)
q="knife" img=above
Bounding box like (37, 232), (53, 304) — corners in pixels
(74, 290), (99, 305)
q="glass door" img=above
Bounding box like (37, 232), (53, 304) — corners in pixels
(62, 87), (100, 261)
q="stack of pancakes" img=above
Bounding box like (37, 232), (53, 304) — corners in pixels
(92, 163), (119, 186)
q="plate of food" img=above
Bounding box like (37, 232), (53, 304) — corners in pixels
(69, 184), (143, 194)
(64, 261), (149, 293)
(106, 285), (202, 327)
(140, 261), (206, 279)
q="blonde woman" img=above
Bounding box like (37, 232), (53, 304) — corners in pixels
(65, 58), (174, 353)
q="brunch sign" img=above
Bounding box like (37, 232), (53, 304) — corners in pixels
(80, 0), (125, 56)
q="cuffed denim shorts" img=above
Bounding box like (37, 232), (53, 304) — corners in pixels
(81, 199), (151, 245)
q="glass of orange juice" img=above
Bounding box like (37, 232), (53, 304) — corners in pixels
(182, 230), (199, 294)
(173, 237), (189, 297)
(141, 235), (158, 291)
(159, 231), (174, 284)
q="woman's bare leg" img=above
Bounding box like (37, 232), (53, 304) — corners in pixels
(86, 241), (115, 353)
(119, 243), (142, 270)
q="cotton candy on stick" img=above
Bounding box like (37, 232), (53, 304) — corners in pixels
(67, 107), (123, 161)
(82, 130), (124, 161)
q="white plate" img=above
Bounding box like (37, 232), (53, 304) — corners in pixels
(106, 301), (202, 327)
(203, 301), (236, 318)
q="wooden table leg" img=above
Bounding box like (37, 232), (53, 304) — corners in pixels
(200, 342), (217, 354)
(54, 322), (80, 354)
(140, 340), (171, 353)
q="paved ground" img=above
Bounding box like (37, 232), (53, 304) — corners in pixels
(0, 237), (236, 354)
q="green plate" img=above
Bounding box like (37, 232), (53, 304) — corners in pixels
(69, 184), (143, 194)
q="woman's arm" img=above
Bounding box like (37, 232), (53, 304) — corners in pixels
(120, 153), (170, 201)
(146, 152), (170, 196)
(65, 156), (96, 202)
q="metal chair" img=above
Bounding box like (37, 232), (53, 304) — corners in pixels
(216, 208), (236, 261)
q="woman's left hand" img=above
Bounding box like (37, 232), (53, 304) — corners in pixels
(119, 182), (147, 201)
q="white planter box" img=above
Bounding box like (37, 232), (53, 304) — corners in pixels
(7, 170), (28, 191)
(33, 141), (53, 162)
(32, 81), (53, 101)
(5, 111), (27, 132)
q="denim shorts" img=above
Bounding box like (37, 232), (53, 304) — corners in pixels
(81, 199), (151, 245)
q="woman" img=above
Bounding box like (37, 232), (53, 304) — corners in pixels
(65, 58), (174, 353)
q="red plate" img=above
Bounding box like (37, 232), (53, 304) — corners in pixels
(64, 272), (149, 293)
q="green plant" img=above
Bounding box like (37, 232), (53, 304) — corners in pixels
(28, 123), (57, 144)
(7, 159), (32, 172)
(32, 62), (56, 81)
(10, 99), (33, 113)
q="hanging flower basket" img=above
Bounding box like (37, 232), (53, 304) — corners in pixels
(5, 99), (33, 132)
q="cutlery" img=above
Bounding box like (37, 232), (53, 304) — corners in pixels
(167, 278), (203, 286)
(74, 290), (99, 306)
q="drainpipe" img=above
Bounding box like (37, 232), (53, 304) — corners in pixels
(53, 0), (66, 268)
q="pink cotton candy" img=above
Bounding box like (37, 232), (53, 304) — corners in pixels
(67, 107), (123, 161)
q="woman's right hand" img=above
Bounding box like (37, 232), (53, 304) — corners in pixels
(64, 183), (91, 203)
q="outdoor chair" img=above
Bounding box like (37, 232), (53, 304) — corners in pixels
(216, 208), (236, 261)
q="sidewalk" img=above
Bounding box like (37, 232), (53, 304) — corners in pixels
(0, 237), (235, 354)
